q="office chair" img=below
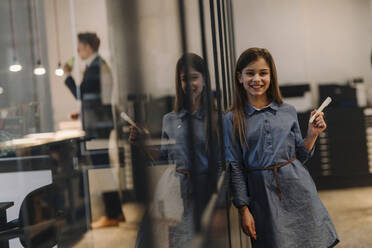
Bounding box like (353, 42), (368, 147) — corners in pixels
(0, 183), (64, 248)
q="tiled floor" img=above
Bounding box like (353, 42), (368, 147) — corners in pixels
(319, 187), (372, 248)
(74, 222), (139, 248)
(74, 203), (144, 248)
(72, 187), (372, 248)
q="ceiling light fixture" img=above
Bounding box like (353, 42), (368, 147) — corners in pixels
(32, 0), (46, 76)
(53, 0), (63, 77)
(8, 0), (22, 73)
(33, 60), (46, 75)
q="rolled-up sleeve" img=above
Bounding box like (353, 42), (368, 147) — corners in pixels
(223, 113), (251, 207)
(293, 111), (315, 164)
(65, 76), (78, 99)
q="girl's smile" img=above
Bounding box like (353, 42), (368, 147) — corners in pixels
(238, 57), (271, 102)
(249, 83), (265, 89)
(180, 68), (204, 102)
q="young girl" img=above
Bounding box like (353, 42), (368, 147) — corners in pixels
(224, 48), (339, 247)
(130, 53), (219, 248)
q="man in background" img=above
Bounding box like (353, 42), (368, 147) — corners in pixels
(63, 32), (124, 228)
(64, 32), (113, 139)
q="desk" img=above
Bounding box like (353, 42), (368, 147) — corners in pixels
(0, 202), (14, 248)
(0, 130), (88, 247)
(0, 130), (85, 151)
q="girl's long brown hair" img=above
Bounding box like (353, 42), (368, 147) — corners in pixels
(231, 48), (283, 146)
(173, 53), (218, 146)
(174, 53), (211, 112)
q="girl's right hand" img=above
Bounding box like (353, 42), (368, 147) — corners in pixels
(128, 125), (139, 145)
(239, 206), (257, 240)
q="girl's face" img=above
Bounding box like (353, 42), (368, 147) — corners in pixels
(180, 67), (204, 102)
(238, 57), (271, 102)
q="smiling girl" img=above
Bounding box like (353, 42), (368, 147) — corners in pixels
(224, 48), (339, 247)
(130, 53), (219, 248)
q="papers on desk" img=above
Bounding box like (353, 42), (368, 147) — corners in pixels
(0, 130), (86, 149)
(55, 129), (85, 139)
(24, 132), (55, 139)
(58, 120), (82, 130)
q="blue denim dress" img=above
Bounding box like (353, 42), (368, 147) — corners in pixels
(136, 108), (217, 248)
(160, 108), (209, 171)
(224, 102), (339, 248)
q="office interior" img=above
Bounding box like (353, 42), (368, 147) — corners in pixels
(0, 0), (371, 247)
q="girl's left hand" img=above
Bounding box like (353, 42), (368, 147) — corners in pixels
(307, 110), (327, 138)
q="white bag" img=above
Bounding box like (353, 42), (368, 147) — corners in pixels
(149, 167), (184, 222)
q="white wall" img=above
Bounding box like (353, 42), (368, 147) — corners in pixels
(133, 0), (372, 104)
(135, 0), (215, 97)
(116, 0), (372, 102)
(133, 0), (225, 97)
(233, 0), (372, 99)
(43, 0), (111, 128)
(136, 0), (182, 97)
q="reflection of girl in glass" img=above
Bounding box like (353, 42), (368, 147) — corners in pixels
(224, 48), (339, 247)
(130, 53), (219, 248)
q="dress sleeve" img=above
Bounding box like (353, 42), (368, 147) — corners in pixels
(293, 110), (315, 164)
(223, 113), (251, 207)
(159, 115), (170, 161)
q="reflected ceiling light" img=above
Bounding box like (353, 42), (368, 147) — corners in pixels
(32, 0), (46, 76)
(55, 64), (64, 76)
(55, 67), (64, 76)
(0, 87), (4, 95)
(8, 0), (22, 73)
(34, 60), (46, 76)
(34, 67), (46, 76)
(9, 61), (22, 72)
(53, 0), (63, 77)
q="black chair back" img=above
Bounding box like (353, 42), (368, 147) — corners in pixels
(18, 183), (62, 248)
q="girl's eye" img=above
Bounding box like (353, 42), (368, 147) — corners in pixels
(181, 75), (199, 82)
(246, 72), (254, 76)
(260, 72), (268, 76)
